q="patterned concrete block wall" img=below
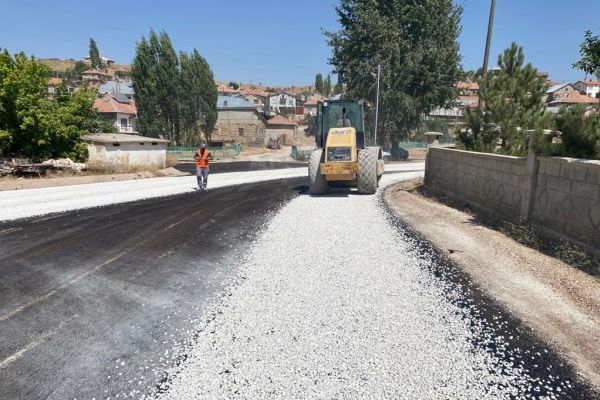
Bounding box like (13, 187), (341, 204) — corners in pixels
(425, 147), (528, 218)
(425, 147), (600, 250)
(533, 157), (600, 248)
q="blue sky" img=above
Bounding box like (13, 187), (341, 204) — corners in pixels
(0, 0), (598, 86)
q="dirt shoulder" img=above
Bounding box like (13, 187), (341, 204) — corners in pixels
(0, 167), (188, 191)
(385, 179), (600, 391)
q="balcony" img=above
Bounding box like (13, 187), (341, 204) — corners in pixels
(118, 125), (134, 133)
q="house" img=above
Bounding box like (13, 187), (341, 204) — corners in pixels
(265, 92), (297, 113)
(266, 115), (298, 145)
(216, 83), (238, 95)
(544, 83), (578, 103)
(47, 77), (76, 94)
(213, 94), (266, 146)
(456, 95), (479, 110)
(99, 80), (135, 99)
(81, 133), (168, 172)
(239, 88), (269, 108)
(304, 94), (327, 116)
(93, 93), (137, 133)
(83, 56), (115, 67)
(573, 80), (600, 99)
(548, 92), (599, 108)
(455, 81), (479, 96)
(82, 69), (110, 86)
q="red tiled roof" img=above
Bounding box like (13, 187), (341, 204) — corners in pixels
(267, 115), (297, 126)
(93, 94), (137, 114)
(48, 77), (62, 85)
(549, 92), (599, 105)
(580, 80), (600, 86)
(304, 99), (319, 106)
(82, 69), (108, 76)
(216, 83), (238, 94)
(455, 81), (479, 90)
(239, 88), (269, 98)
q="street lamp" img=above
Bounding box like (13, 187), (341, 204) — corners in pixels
(370, 64), (381, 146)
(479, 0), (496, 110)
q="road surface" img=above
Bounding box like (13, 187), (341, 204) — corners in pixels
(0, 162), (593, 399)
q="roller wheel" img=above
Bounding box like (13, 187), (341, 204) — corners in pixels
(357, 147), (381, 194)
(308, 150), (328, 194)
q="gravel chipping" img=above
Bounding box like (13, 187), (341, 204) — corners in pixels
(154, 172), (575, 399)
(0, 167), (308, 222)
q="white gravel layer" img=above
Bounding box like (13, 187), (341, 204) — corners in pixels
(158, 169), (562, 399)
(0, 163), (423, 222)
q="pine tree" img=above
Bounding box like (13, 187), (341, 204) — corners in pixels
(324, 74), (332, 96)
(315, 73), (324, 94)
(462, 43), (548, 155)
(89, 38), (101, 69)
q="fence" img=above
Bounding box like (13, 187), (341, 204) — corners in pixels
(167, 144), (241, 160)
(291, 146), (312, 161)
(425, 145), (600, 251)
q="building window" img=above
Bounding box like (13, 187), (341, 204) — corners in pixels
(120, 118), (128, 127)
(279, 95), (286, 105)
(254, 99), (259, 104)
(224, 100), (228, 107)
(239, 127), (244, 136)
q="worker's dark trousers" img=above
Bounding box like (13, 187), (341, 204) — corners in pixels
(196, 167), (209, 189)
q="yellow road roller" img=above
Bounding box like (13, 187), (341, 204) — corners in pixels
(308, 100), (384, 194)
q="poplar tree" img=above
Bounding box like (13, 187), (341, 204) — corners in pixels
(132, 29), (218, 145)
(315, 73), (324, 94)
(179, 50), (218, 144)
(89, 38), (102, 69)
(324, 74), (332, 96)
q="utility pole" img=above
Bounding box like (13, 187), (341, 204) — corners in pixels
(374, 64), (381, 146)
(479, 0), (496, 110)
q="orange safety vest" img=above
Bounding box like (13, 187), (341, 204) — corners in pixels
(196, 149), (209, 169)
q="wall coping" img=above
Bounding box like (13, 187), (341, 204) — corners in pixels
(429, 146), (526, 161)
(537, 155), (600, 166)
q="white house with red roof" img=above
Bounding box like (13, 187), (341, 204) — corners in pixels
(93, 93), (137, 133)
(574, 80), (600, 99)
(82, 69), (110, 85)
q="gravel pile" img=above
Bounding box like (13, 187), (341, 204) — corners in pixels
(156, 177), (570, 399)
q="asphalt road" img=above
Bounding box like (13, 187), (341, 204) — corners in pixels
(176, 161), (307, 175)
(0, 177), (305, 399)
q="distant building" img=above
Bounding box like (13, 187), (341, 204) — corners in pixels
(83, 56), (115, 67)
(216, 83), (238, 95)
(548, 92), (599, 108)
(82, 69), (110, 87)
(213, 95), (266, 146)
(99, 80), (135, 99)
(81, 133), (168, 172)
(573, 80), (600, 99)
(93, 93), (137, 133)
(455, 81), (479, 96)
(47, 77), (76, 94)
(266, 115), (298, 145)
(265, 92), (297, 113)
(544, 83), (578, 103)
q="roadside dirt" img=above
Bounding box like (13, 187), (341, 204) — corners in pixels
(385, 179), (600, 392)
(0, 167), (188, 191)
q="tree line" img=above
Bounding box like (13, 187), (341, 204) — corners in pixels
(314, 73), (343, 96)
(131, 30), (217, 145)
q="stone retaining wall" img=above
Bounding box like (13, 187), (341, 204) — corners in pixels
(424, 147), (600, 250)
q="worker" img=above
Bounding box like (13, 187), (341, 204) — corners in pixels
(194, 143), (213, 190)
(337, 107), (352, 127)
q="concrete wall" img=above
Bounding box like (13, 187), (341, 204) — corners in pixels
(533, 157), (600, 246)
(424, 147), (600, 250)
(265, 126), (297, 145)
(86, 142), (166, 172)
